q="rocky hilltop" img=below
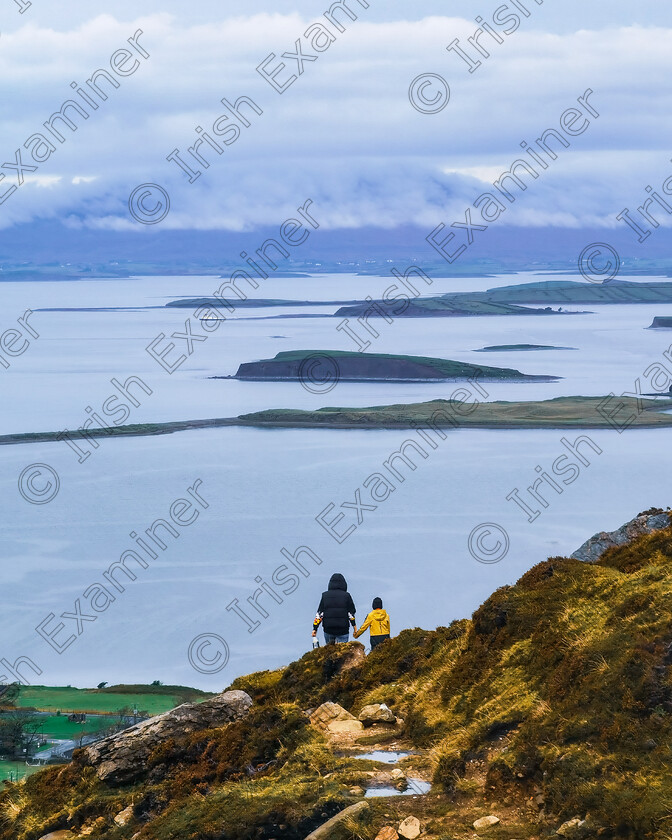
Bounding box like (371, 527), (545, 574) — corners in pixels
(3, 509), (672, 840)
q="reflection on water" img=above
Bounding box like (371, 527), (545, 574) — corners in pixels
(365, 779), (432, 797)
(354, 750), (412, 764)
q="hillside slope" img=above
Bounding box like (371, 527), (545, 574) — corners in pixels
(3, 509), (672, 840)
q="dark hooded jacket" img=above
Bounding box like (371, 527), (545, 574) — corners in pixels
(314, 573), (356, 636)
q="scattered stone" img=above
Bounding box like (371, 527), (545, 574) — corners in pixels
(328, 719), (365, 734)
(114, 804), (135, 827)
(310, 702), (357, 730)
(473, 815), (500, 832)
(375, 828), (400, 840)
(535, 794), (545, 807)
(349, 786), (365, 796)
(556, 817), (582, 837)
(80, 818), (106, 836)
(304, 801), (370, 840)
(37, 833), (75, 840)
(82, 690), (252, 785)
(358, 704), (397, 725)
(390, 768), (405, 780)
(398, 816), (421, 839)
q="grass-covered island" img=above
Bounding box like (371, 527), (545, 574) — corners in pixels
(237, 395), (672, 429)
(475, 344), (577, 352)
(2, 397), (671, 447)
(228, 350), (559, 382)
(649, 316), (672, 329)
(166, 297), (358, 309)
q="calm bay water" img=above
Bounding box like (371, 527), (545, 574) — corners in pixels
(1, 273), (671, 690)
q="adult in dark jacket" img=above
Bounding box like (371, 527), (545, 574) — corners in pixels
(312, 573), (357, 644)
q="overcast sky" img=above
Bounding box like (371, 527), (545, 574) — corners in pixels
(0, 0), (670, 234)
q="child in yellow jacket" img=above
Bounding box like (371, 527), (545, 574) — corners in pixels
(354, 597), (390, 650)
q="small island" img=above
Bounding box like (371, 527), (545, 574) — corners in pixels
(474, 344), (577, 352)
(228, 350), (559, 383)
(648, 317), (672, 329)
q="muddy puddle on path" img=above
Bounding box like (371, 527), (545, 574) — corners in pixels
(355, 751), (413, 764)
(350, 750), (432, 798)
(365, 779), (432, 798)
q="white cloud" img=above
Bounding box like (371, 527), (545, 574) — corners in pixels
(0, 13), (669, 231)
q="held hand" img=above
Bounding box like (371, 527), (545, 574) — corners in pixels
(312, 630), (317, 637)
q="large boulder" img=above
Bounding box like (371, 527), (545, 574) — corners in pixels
(81, 690), (252, 784)
(571, 509), (670, 563)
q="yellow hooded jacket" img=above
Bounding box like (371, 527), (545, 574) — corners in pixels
(354, 608), (390, 638)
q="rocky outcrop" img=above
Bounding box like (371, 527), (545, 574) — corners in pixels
(81, 690), (252, 784)
(571, 509), (670, 563)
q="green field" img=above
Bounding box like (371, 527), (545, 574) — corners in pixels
(33, 714), (112, 739)
(0, 761), (42, 784)
(16, 684), (211, 715)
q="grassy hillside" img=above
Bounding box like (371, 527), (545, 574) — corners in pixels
(3, 513), (672, 839)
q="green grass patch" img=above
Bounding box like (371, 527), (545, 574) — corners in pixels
(15, 686), (207, 716)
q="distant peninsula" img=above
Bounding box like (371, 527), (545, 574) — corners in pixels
(237, 396), (672, 429)
(475, 344), (577, 352)
(447, 279), (672, 305)
(649, 317), (672, 329)
(166, 297), (358, 309)
(334, 298), (573, 318)
(165, 278), (672, 319)
(2, 397), (672, 447)
(227, 350), (559, 383)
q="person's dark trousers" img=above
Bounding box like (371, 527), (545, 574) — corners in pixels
(324, 633), (349, 644)
(370, 634), (390, 650)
